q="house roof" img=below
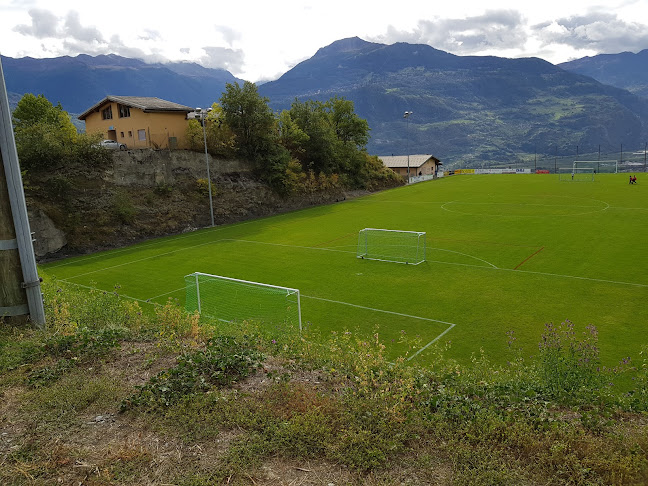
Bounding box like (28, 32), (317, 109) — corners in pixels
(378, 154), (442, 168)
(78, 96), (194, 120)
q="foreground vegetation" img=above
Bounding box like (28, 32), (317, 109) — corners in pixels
(1, 278), (647, 485)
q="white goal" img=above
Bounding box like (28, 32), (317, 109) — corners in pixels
(558, 167), (595, 182)
(185, 272), (302, 331)
(356, 228), (426, 265)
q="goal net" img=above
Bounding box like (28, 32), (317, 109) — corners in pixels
(558, 167), (595, 182)
(357, 228), (426, 265)
(185, 272), (302, 331)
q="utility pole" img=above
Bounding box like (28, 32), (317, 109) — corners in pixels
(598, 144), (600, 173)
(0, 56), (45, 327)
(403, 111), (412, 184)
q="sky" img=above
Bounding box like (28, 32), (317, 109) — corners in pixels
(1, 0), (648, 82)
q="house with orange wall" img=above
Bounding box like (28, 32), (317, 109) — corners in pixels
(79, 96), (194, 149)
(378, 154), (442, 179)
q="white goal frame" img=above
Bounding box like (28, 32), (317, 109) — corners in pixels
(558, 167), (595, 182)
(185, 272), (302, 331)
(357, 228), (426, 265)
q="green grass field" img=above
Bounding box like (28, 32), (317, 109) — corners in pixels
(42, 173), (648, 366)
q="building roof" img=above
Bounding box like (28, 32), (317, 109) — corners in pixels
(78, 96), (194, 120)
(378, 154), (442, 168)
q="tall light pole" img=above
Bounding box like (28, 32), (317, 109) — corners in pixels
(195, 107), (214, 227)
(403, 111), (413, 183)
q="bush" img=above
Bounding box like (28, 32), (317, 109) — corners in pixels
(120, 335), (264, 411)
(112, 191), (137, 224)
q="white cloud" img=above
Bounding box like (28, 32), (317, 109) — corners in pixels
(200, 46), (245, 73)
(13, 8), (59, 38)
(2, 0), (648, 81)
(374, 10), (528, 55)
(533, 13), (648, 54)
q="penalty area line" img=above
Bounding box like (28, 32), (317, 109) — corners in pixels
(301, 294), (457, 361)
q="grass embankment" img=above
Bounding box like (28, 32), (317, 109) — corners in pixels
(1, 278), (647, 485)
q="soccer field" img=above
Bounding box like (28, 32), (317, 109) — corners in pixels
(43, 173), (648, 365)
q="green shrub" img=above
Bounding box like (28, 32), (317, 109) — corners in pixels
(120, 336), (263, 411)
(112, 191), (137, 224)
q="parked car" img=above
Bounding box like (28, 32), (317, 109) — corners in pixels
(99, 139), (127, 150)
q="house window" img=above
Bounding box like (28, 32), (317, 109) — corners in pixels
(118, 104), (131, 118)
(138, 129), (146, 141)
(128, 131), (132, 137)
(102, 106), (113, 120)
(120, 132), (124, 138)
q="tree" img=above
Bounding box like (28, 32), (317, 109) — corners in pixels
(185, 103), (236, 157)
(326, 96), (369, 148)
(277, 110), (309, 160)
(13, 93), (108, 171)
(13, 94), (76, 170)
(219, 82), (275, 162)
(288, 99), (338, 173)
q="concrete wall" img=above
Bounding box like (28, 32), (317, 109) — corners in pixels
(108, 150), (254, 187)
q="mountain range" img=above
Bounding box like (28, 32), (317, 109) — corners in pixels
(559, 50), (648, 99)
(3, 39), (648, 166)
(1, 54), (243, 114)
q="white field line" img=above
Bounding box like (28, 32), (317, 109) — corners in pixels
(301, 294), (457, 361)
(226, 239), (498, 268)
(607, 206), (648, 211)
(44, 216), (273, 270)
(59, 239), (225, 280)
(146, 286), (186, 302)
(428, 247), (498, 268)
(44, 232), (208, 269)
(60, 235), (647, 289)
(440, 200), (611, 217)
(446, 201), (605, 208)
(500, 267), (648, 288)
(220, 238), (356, 254)
(57, 280), (161, 306)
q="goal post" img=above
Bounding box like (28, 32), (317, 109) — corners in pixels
(558, 167), (595, 182)
(357, 228), (426, 265)
(185, 272), (302, 331)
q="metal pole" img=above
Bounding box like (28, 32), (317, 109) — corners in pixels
(644, 142), (647, 172)
(598, 144), (600, 173)
(0, 57), (45, 327)
(404, 111), (412, 184)
(620, 143), (623, 166)
(197, 108), (215, 227)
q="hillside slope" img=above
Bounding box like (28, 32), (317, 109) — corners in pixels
(560, 50), (648, 99)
